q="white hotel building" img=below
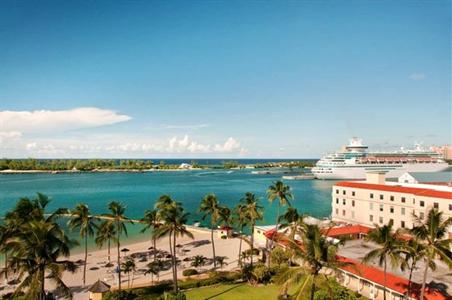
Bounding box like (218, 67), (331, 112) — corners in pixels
(332, 172), (452, 237)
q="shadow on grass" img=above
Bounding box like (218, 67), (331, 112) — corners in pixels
(205, 283), (244, 300)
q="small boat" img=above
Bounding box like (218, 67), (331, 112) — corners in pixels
(282, 174), (316, 180)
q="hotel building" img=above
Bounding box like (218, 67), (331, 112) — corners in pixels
(331, 172), (452, 237)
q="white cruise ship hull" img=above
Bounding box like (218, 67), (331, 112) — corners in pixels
(312, 162), (450, 180)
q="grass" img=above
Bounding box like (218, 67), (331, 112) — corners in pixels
(185, 283), (284, 300)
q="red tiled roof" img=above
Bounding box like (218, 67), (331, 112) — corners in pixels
(337, 256), (448, 300)
(324, 225), (372, 237)
(335, 182), (452, 200)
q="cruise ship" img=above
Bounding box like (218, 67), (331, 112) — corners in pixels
(312, 138), (449, 180)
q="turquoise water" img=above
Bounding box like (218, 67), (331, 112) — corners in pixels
(1, 170), (450, 253)
(0, 170), (336, 252)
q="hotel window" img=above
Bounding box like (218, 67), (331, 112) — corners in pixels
(336, 189), (339, 194)
(380, 194), (384, 200)
(352, 191), (355, 196)
(342, 210), (346, 216)
(336, 198), (339, 204)
(401, 207), (405, 215)
(352, 200), (355, 207)
(351, 211), (355, 219)
(401, 197), (406, 203)
(335, 208), (339, 215)
(420, 212), (424, 220)
(370, 203), (373, 210)
(434, 203), (438, 209)
(379, 204), (384, 212)
(343, 190), (346, 195)
(390, 196), (394, 201)
(449, 204), (452, 211)
(390, 206), (394, 213)
(343, 199), (346, 205)
(420, 201), (425, 207)
(390, 218), (394, 224)
(413, 199), (416, 204)
(370, 193), (374, 199)
(379, 217), (383, 224)
(401, 221), (405, 228)
(369, 215), (373, 222)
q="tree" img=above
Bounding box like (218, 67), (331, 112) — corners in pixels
(267, 181), (293, 255)
(411, 208), (452, 300)
(234, 203), (248, 267)
(241, 192), (263, 267)
(362, 220), (402, 300)
(68, 203), (97, 286)
(3, 195), (77, 299)
(121, 258), (136, 288)
(155, 200), (194, 293)
(103, 201), (132, 292)
(95, 220), (117, 265)
(199, 194), (222, 268)
(270, 247), (291, 268)
(191, 255), (207, 268)
(276, 224), (347, 300)
(279, 207), (304, 239)
(145, 259), (164, 284)
(399, 237), (427, 298)
(141, 209), (160, 261)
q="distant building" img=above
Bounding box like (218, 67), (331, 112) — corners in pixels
(430, 145), (452, 160)
(331, 172), (452, 238)
(178, 163), (193, 169)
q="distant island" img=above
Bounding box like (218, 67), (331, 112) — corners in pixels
(0, 158), (315, 173)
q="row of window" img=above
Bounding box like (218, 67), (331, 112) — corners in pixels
(334, 208), (420, 228)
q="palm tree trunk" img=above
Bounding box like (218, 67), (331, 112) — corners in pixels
(173, 232), (178, 293)
(128, 273), (130, 288)
(269, 203), (280, 266)
(211, 224), (217, 268)
(238, 224), (243, 267)
(83, 234), (87, 285)
(310, 277), (316, 300)
(407, 261), (415, 297)
(169, 232), (176, 289)
(107, 238), (111, 264)
(4, 252), (7, 282)
(132, 272), (135, 287)
(251, 222), (255, 267)
(117, 223), (122, 292)
(40, 266), (45, 300)
(383, 258), (387, 300)
(153, 236), (157, 261)
(420, 257), (431, 300)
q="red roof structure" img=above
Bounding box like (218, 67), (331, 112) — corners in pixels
(337, 256), (448, 300)
(324, 225), (372, 238)
(335, 182), (452, 200)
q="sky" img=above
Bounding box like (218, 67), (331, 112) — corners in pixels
(0, 0), (450, 158)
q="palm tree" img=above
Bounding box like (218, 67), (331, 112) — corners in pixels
(199, 193), (222, 268)
(145, 259), (164, 284)
(399, 237), (427, 298)
(121, 258), (136, 288)
(155, 201), (193, 293)
(242, 192), (263, 267)
(279, 207), (304, 239)
(141, 209), (160, 261)
(363, 220), (402, 300)
(3, 195), (77, 299)
(103, 201), (131, 292)
(68, 203), (97, 285)
(267, 181), (293, 252)
(191, 255), (207, 268)
(276, 224), (346, 300)
(234, 203), (248, 267)
(95, 220), (117, 265)
(215, 256), (227, 269)
(411, 208), (452, 300)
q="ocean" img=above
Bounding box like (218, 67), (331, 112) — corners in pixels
(1, 166), (449, 253)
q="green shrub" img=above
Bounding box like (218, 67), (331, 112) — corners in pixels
(251, 263), (274, 284)
(182, 269), (198, 277)
(221, 235), (227, 239)
(161, 292), (186, 300)
(314, 279), (358, 300)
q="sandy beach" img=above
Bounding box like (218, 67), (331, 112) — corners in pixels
(0, 227), (244, 299)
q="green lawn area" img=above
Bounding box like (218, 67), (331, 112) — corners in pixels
(185, 283), (283, 300)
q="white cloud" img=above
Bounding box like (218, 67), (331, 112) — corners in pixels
(0, 107), (131, 134)
(408, 72), (426, 81)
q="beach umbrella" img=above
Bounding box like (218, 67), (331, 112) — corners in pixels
(121, 248), (130, 253)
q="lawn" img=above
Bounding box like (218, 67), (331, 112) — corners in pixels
(185, 283), (284, 300)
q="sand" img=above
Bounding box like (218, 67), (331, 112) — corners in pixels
(0, 227), (245, 300)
